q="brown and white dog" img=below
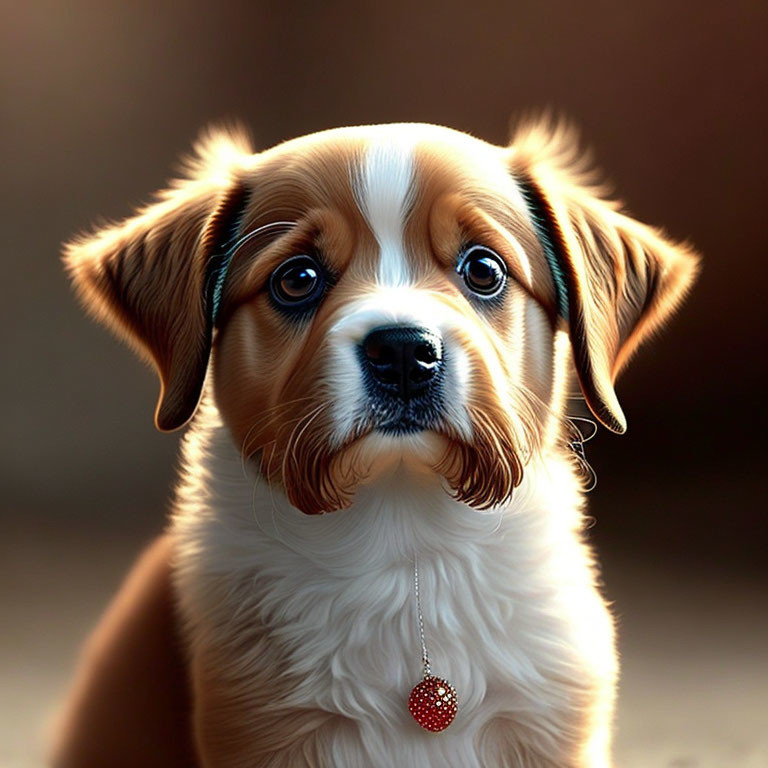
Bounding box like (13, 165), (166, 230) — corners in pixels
(62, 121), (697, 767)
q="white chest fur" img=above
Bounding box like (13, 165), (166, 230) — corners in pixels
(172, 407), (616, 767)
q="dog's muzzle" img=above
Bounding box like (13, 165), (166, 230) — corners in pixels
(358, 325), (445, 434)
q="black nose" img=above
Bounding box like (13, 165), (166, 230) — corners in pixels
(361, 326), (443, 400)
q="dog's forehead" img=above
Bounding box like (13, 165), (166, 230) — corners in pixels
(240, 124), (530, 283)
(248, 123), (525, 216)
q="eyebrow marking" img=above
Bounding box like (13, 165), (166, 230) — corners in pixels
(470, 208), (534, 291)
(206, 219), (297, 327)
(353, 139), (415, 286)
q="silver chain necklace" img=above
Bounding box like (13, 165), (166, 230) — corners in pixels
(407, 555), (458, 732)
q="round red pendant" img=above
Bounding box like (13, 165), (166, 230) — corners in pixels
(407, 675), (458, 732)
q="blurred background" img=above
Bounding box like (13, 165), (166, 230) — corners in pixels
(2, 0), (766, 766)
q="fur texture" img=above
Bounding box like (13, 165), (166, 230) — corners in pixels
(64, 120), (698, 766)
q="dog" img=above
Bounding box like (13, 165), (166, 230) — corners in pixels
(61, 121), (697, 767)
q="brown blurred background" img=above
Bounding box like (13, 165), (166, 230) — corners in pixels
(1, 1), (766, 766)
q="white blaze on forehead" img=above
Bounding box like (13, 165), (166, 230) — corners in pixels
(353, 139), (416, 286)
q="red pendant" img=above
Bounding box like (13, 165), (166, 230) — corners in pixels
(408, 675), (458, 732)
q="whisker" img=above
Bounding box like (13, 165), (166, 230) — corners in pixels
(239, 396), (315, 468)
(282, 404), (326, 489)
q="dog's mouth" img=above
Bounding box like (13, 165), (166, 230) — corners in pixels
(267, 404), (523, 516)
(369, 401), (444, 436)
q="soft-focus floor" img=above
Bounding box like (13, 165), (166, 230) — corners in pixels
(2, 516), (767, 768)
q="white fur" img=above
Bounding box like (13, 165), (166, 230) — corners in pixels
(354, 139), (415, 287)
(173, 402), (616, 767)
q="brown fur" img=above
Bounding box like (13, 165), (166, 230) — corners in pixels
(49, 536), (196, 768)
(63, 129), (255, 432)
(509, 120), (699, 432)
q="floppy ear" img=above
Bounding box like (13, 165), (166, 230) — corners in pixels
(64, 129), (252, 432)
(510, 121), (700, 433)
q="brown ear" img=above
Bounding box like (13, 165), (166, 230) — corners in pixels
(64, 129), (252, 432)
(510, 121), (700, 433)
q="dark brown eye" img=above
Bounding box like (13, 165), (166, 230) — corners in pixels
(269, 255), (325, 309)
(460, 245), (507, 297)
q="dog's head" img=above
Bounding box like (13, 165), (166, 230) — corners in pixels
(65, 122), (698, 514)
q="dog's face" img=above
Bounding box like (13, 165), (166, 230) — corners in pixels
(65, 122), (697, 514)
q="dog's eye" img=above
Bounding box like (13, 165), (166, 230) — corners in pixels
(459, 245), (507, 297)
(269, 255), (326, 309)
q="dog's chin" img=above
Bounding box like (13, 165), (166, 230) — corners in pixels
(280, 420), (523, 516)
(352, 430), (449, 485)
